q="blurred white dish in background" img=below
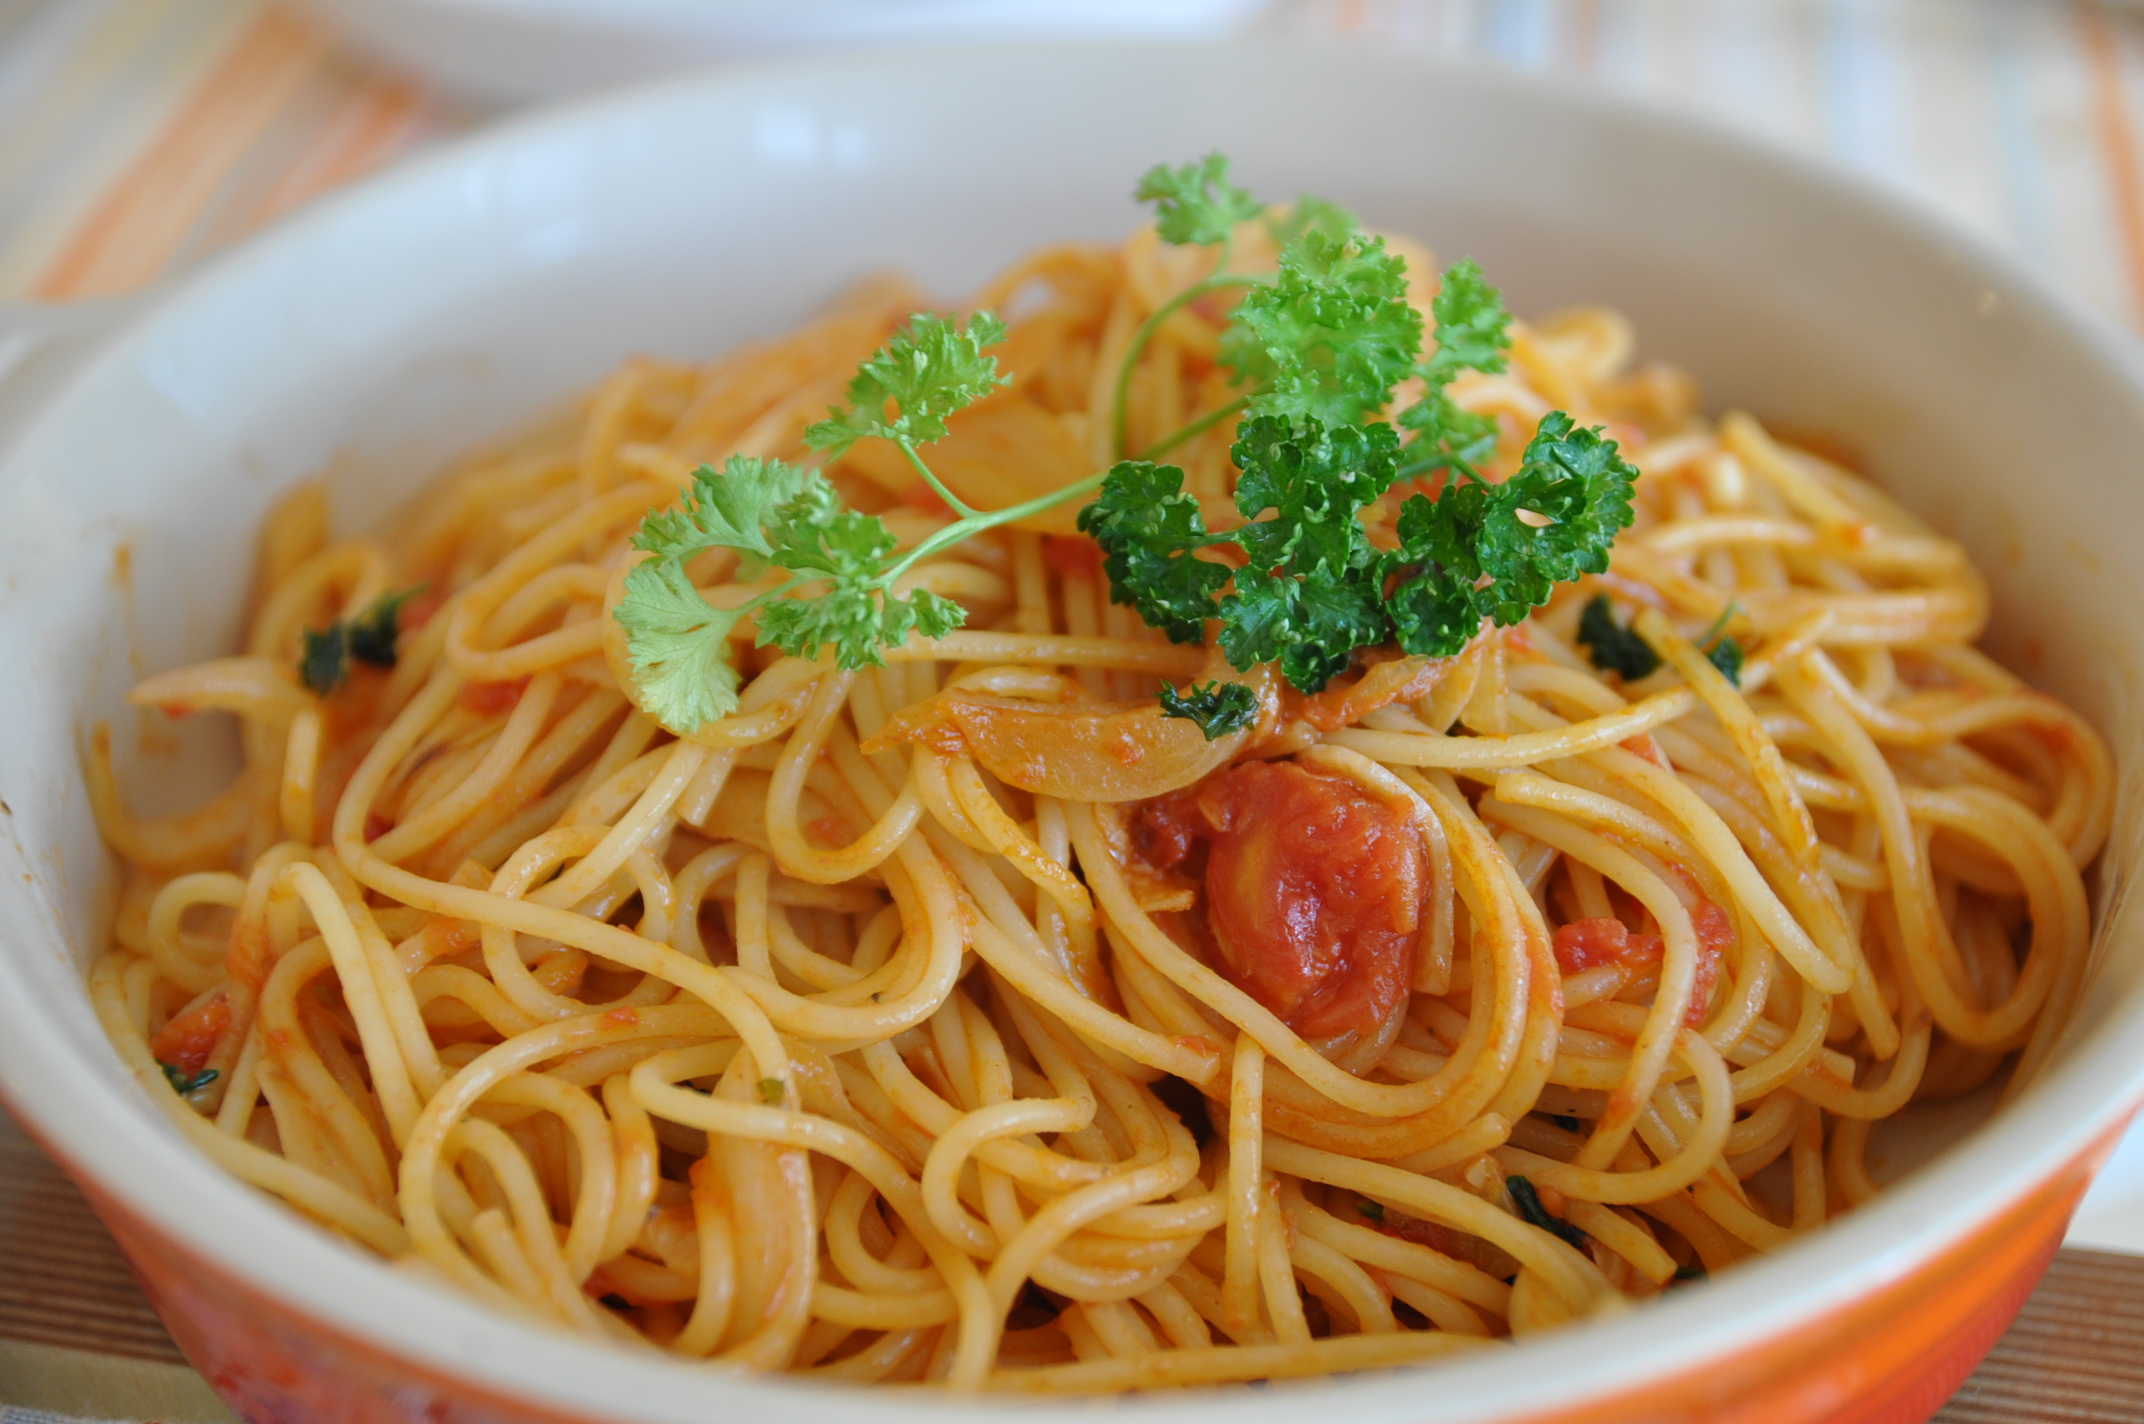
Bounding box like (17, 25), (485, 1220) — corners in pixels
(293, 0), (1274, 103)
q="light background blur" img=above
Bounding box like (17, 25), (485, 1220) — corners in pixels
(5, 0), (2144, 333)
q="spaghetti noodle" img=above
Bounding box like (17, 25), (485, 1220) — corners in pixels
(90, 209), (2111, 1391)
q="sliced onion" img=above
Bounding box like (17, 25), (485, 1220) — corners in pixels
(865, 664), (1276, 801)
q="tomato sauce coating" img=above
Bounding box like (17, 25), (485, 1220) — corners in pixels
(1138, 761), (1427, 1042)
(1551, 895), (1731, 1029)
(149, 994), (231, 1073)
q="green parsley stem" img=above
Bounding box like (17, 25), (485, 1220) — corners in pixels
(879, 467), (1112, 587)
(897, 441), (983, 522)
(1137, 394), (1250, 463)
(1391, 451), (1484, 485)
(1697, 598), (1743, 650)
(1110, 272), (1265, 460)
(739, 575), (812, 614)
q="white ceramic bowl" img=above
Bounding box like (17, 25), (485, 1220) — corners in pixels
(2, 41), (2142, 1424)
(293, 0), (1273, 103)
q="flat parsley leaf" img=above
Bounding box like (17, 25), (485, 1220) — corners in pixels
(634, 456), (813, 562)
(1076, 461), (1231, 644)
(615, 558), (748, 733)
(1136, 153), (1264, 247)
(618, 313), (1088, 734)
(804, 311), (1009, 457)
(1158, 681), (1259, 739)
(1223, 229), (1423, 428)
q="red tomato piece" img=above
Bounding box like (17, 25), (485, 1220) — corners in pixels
(1553, 901), (1728, 1029)
(1552, 917), (1664, 977)
(1140, 760), (1427, 1042)
(149, 994), (231, 1073)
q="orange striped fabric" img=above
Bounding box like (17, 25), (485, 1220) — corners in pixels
(1, 0), (463, 303)
(31, 5), (332, 297)
(2082, 3), (2144, 327)
(7, 0), (2144, 326)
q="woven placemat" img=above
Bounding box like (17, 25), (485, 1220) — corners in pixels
(4, 1105), (2139, 1421)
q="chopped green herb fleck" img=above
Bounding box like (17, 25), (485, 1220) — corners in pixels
(298, 624), (348, 695)
(1356, 1200), (1386, 1223)
(161, 1062), (219, 1096)
(756, 1078), (786, 1107)
(1507, 1174), (1588, 1251)
(1158, 681), (1259, 740)
(1577, 594), (1661, 682)
(1695, 599), (1746, 687)
(297, 584), (424, 692)
(1549, 1113), (1581, 1133)
(348, 586), (424, 668)
(1707, 636), (1745, 687)
(1695, 598), (1740, 650)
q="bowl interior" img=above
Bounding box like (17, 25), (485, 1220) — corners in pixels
(3, 41), (2144, 1424)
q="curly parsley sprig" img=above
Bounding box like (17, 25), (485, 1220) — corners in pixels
(1096, 158), (1634, 728)
(1083, 180), (1641, 718)
(1113, 154), (1427, 464)
(616, 154), (1646, 742)
(615, 312), (1108, 733)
